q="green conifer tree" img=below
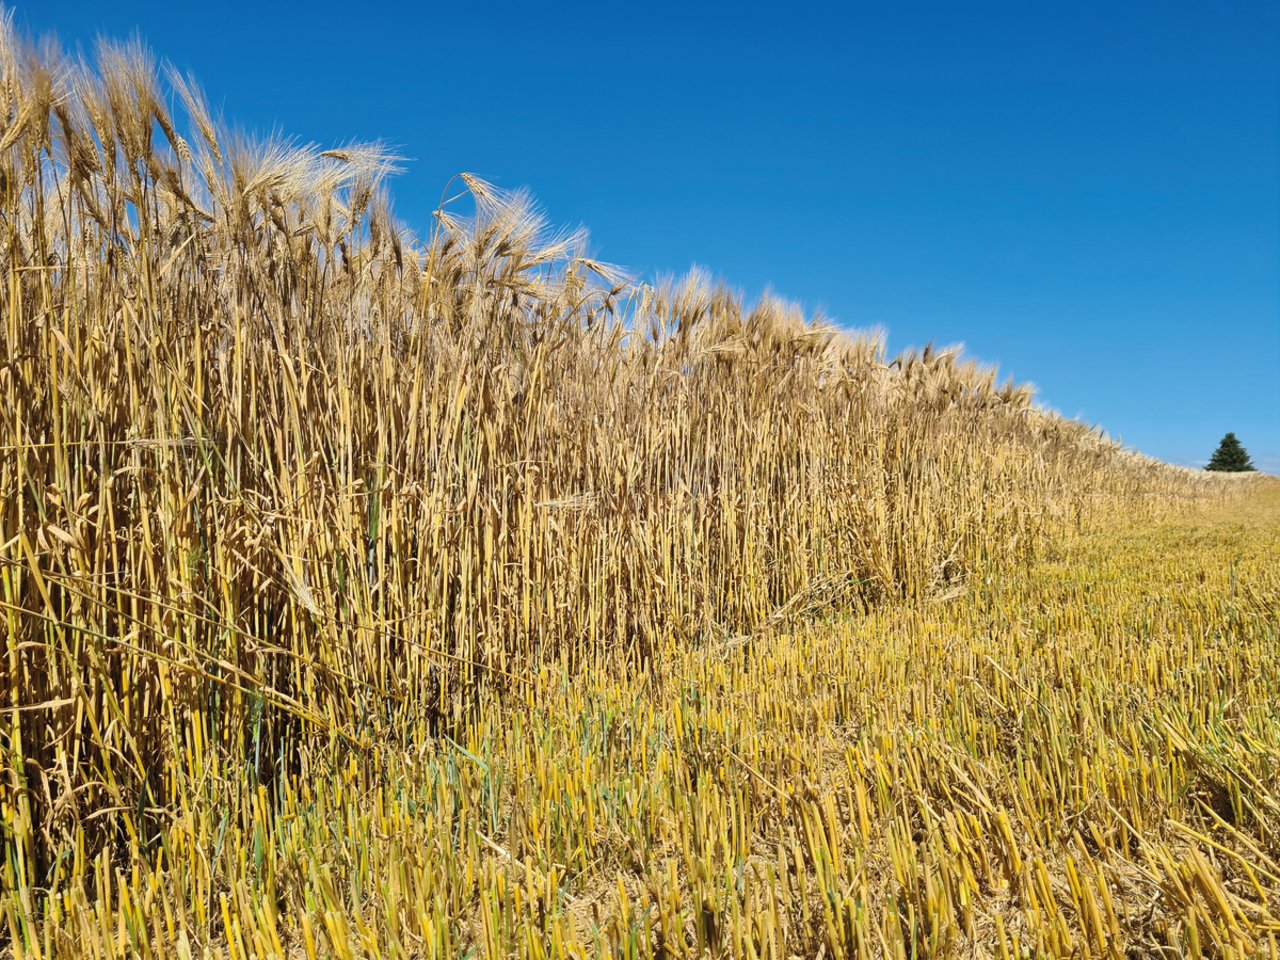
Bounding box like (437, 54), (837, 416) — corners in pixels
(1205, 433), (1255, 472)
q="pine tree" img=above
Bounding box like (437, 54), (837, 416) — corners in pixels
(1205, 433), (1255, 472)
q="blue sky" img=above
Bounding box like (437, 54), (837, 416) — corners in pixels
(17, 1), (1279, 470)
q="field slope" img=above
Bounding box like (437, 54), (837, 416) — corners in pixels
(7, 471), (1280, 958)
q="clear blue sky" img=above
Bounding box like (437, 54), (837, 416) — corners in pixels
(16, 1), (1279, 470)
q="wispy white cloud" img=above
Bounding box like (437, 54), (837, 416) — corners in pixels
(1251, 452), (1280, 476)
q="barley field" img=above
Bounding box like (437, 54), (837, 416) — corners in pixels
(2, 17), (1277, 960)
